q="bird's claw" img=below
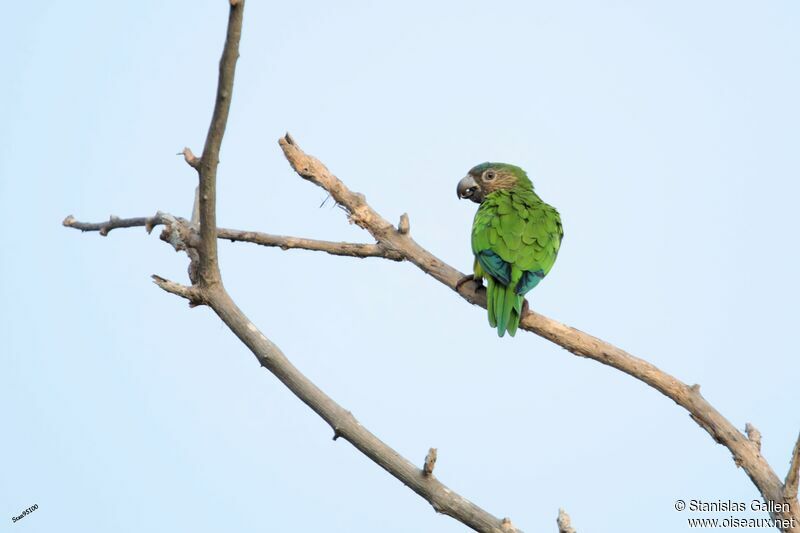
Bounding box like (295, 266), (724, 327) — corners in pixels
(455, 274), (480, 292)
(455, 275), (473, 291)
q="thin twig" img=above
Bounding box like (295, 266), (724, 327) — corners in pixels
(62, 214), (163, 236)
(218, 229), (401, 260)
(63, 214), (402, 260)
(151, 274), (203, 305)
(181, 147), (200, 169)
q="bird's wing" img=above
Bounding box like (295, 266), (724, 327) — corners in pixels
(473, 194), (562, 294)
(514, 201), (563, 294)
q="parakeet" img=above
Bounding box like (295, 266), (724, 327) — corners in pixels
(457, 162), (563, 337)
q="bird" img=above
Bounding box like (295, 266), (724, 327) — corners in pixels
(457, 162), (563, 337)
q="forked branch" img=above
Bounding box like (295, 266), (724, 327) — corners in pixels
(61, 2), (524, 532)
(63, 1), (799, 531)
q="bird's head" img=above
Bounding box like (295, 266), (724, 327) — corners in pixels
(456, 162), (533, 204)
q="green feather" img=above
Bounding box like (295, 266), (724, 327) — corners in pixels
(486, 277), (496, 327)
(494, 280), (505, 334)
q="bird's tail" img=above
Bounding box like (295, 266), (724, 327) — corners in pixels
(486, 277), (524, 337)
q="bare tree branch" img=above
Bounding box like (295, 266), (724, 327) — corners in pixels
(151, 274), (203, 304)
(217, 230), (401, 259)
(278, 134), (800, 531)
(191, 0), (245, 288)
(63, 214), (163, 236)
(63, 214), (402, 260)
(786, 431), (800, 502)
(205, 285), (520, 532)
(557, 508), (576, 533)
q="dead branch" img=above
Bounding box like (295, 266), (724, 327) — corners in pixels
(190, 0), (244, 287)
(786, 431), (800, 503)
(204, 276), (521, 532)
(63, 214), (402, 260)
(62, 214), (164, 236)
(277, 134), (800, 531)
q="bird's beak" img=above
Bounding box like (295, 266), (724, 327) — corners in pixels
(457, 175), (481, 203)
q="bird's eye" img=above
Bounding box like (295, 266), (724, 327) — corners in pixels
(484, 171), (496, 181)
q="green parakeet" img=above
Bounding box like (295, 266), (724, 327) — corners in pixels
(457, 162), (563, 337)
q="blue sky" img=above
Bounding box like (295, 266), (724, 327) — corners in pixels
(2, 1), (799, 532)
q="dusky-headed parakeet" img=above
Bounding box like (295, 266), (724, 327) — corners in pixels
(457, 163), (563, 337)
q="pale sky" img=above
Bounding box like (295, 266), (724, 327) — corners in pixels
(2, 1), (799, 532)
